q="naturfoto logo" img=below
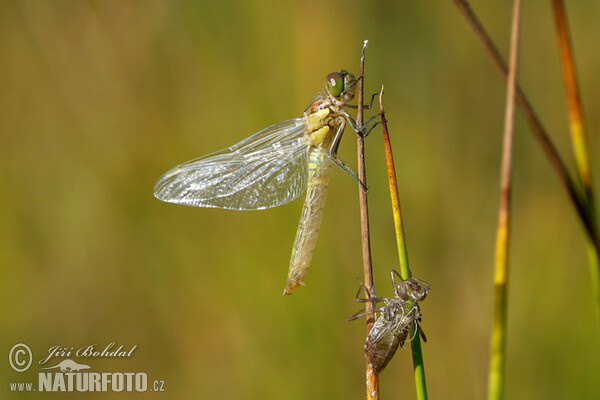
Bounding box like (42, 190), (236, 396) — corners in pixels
(8, 342), (165, 393)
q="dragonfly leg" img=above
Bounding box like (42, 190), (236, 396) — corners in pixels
(331, 156), (367, 193)
(391, 269), (402, 287)
(417, 321), (428, 342)
(362, 116), (381, 138)
(329, 121), (369, 193)
(346, 92), (380, 110)
(353, 281), (386, 304)
(348, 283), (387, 321)
(342, 110), (381, 138)
(348, 306), (385, 321)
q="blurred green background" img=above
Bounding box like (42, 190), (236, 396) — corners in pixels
(1, 1), (599, 399)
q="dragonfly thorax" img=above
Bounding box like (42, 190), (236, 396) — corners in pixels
(303, 100), (345, 147)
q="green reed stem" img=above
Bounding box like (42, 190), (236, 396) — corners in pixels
(379, 87), (428, 400)
(552, 0), (600, 324)
(487, 1), (520, 399)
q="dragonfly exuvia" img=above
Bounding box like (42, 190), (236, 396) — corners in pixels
(154, 71), (368, 295)
(349, 270), (430, 373)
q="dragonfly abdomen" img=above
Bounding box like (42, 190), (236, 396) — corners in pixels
(365, 319), (404, 374)
(283, 147), (332, 295)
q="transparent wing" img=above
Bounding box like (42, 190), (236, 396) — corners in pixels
(154, 118), (309, 210)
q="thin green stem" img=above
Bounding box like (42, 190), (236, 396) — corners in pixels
(552, 0), (600, 324)
(379, 87), (428, 399)
(379, 89), (410, 280)
(488, 1), (520, 399)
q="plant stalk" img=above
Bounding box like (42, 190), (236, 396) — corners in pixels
(379, 86), (428, 399)
(552, 0), (600, 324)
(487, 0), (520, 398)
(356, 40), (379, 400)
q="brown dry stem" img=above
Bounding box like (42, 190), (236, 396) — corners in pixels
(355, 40), (379, 400)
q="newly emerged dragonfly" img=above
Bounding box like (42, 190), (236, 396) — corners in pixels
(349, 270), (430, 373)
(154, 71), (371, 295)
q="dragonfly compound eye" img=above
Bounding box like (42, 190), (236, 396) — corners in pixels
(341, 71), (356, 103)
(326, 72), (345, 98)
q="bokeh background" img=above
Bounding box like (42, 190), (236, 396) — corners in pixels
(1, 1), (599, 399)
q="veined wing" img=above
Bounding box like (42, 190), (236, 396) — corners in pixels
(154, 118), (309, 210)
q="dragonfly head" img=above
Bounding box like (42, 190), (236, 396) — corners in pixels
(325, 70), (357, 103)
(396, 277), (429, 302)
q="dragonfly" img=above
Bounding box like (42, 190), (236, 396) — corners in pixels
(349, 270), (430, 373)
(154, 70), (374, 295)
